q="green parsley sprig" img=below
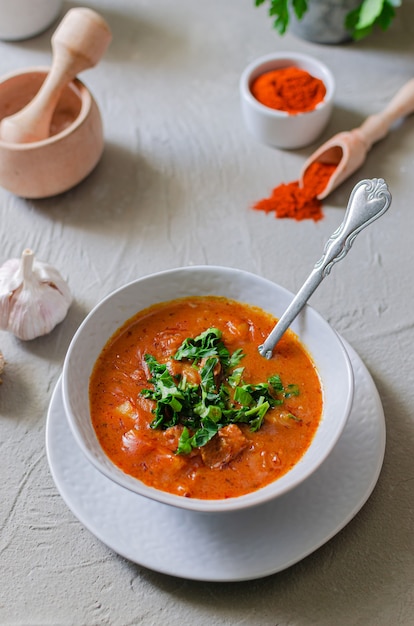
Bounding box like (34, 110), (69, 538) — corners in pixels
(255, 0), (401, 40)
(141, 328), (299, 455)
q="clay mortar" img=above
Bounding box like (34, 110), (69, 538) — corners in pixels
(0, 67), (103, 198)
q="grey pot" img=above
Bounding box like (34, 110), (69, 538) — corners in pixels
(290, 0), (361, 44)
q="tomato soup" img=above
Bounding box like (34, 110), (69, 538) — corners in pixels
(89, 296), (323, 500)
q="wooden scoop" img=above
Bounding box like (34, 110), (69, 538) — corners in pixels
(0, 7), (112, 144)
(300, 78), (414, 199)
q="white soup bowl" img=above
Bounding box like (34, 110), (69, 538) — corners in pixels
(62, 266), (353, 513)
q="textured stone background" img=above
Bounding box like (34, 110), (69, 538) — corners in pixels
(0, 0), (413, 624)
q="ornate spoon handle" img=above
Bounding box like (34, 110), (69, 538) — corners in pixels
(259, 178), (392, 359)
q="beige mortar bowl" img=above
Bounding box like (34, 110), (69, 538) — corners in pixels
(0, 67), (103, 198)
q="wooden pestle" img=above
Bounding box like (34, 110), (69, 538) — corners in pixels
(0, 7), (112, 144)
(300, 78), (414, 199)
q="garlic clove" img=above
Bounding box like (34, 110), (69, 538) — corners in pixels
(0, 248), (72, 341)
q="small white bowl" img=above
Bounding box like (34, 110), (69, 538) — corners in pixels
(62, 266), (353, 513)
(240, 52), (335, 149)
(0, 0), (62, 41)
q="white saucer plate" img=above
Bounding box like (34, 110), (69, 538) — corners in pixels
(46, 340), (385, 582)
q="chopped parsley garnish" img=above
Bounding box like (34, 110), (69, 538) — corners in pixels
(140, 328), (299, 454)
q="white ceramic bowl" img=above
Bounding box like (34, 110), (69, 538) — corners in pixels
(240, 52), (335, 149)
(62, 266), (354, 513)
(0, 0), (62, 41)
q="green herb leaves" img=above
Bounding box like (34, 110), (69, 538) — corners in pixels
(174, 327), (244, 369)
(345, 0), (400, 40)
(141, 328), (298, 455)
(255, 0), (308, 35)
(255, 0), (400, 40)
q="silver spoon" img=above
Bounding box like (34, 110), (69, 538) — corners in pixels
(259, 178), (392, 359)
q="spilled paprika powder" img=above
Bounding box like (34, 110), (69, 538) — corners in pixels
(252, 161), (337, 222)
(251, 66), (326, 114)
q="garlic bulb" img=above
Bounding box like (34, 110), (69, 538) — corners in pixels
(0, 350), (4, 382)
(0, 248), (72, 340)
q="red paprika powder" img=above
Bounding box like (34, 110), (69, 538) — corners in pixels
(251, 66), (326, 114)
(252, 161), (337, 222)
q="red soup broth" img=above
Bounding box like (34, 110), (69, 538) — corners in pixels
(89, 296), (323, 500)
